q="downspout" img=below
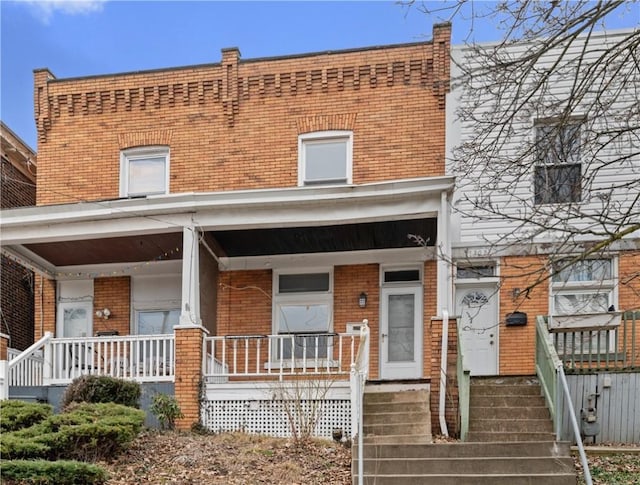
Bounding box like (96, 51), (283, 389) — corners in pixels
(439, 309), (450, 437)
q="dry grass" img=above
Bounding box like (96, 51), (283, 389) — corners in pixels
(101, 430), (351, 485)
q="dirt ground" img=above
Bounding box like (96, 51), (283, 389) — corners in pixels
(101, 430), (352, 485)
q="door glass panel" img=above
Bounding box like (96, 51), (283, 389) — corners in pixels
(388, 294), (415, 362)
(63, 307), (90, 338)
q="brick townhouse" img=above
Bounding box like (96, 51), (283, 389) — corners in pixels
(2, 24), (461, 434)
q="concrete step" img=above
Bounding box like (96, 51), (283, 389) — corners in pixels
(355, 456), (575, 475)
(471, 406), (550, 420)
(363, 411), (430, 425)
(363, 401), (428, 414)
(355, 473), (577, 485)
(470, 394), (546, 407)
(363, 422), (430, 436)
(467, 431), (556, 442)
(363, 390), (428, 405)
(361, 434), (432, 445)
(471, 376), (540, 386)
(468, 418), (554, 433)
(354, 441), (572, 459)
(470, 384), (542, 396)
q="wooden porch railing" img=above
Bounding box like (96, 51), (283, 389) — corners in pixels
(3, 333), (175, 389)
(202, 331), (364, 382)
(549, 310), (640, 373)
(47, 334), (175, 384)
(8, 347), (44, 386)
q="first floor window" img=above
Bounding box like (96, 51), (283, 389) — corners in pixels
(120, 146), (169, 197)
(551, 258), (614, 315)
(551, 258), (616, 354)
(136, 309), (180, 335)
(274, 271), (332, 360)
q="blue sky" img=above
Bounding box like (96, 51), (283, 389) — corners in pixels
(1, 1), (638, 150)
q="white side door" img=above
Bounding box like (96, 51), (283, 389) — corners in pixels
(380, 286), (422, 380)
(455, 283), (499, 376)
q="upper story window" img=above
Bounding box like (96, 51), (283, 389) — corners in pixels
(120, 146), (169, 197)
(551, 258), (614, 315)
(298, 131), (352, 186)
(534, 121), (581, 205)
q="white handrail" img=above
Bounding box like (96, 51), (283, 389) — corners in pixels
(7, 332), (52, 372)
(352, 320), (369, 485)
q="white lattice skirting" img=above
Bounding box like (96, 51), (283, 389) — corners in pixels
(201, 399), (352, 439)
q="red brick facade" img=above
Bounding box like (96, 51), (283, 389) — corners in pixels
(1, 125), (37, 351)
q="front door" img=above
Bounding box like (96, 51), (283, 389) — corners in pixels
(455, 283), (499, 375)
(380, 286), (422, 379)
(57, 301), (93, 338)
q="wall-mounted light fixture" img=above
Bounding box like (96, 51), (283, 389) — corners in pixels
(95, 308), (111, 320)
(358, 292), (368, 308)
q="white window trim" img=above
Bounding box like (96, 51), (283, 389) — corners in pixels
(380, 264), (423, 287)
(133, 308), (180, 335)
(120, 146), (170, 198)
(549, 256), (618, 318)
(298, 131), (353, 186)
(272, 268), (334, 347)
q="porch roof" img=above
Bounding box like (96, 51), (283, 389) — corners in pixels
(0, 176), (454, 275)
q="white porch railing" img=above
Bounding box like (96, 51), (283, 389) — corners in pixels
(2, 333), (175, 392)
(8, 347), (44, 386)
(202, 331), (364, 381)
(47, 334), (175, 384)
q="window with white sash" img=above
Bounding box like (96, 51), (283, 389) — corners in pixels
(273, 270), (333, 360)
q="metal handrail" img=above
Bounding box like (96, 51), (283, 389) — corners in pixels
(456, 320), (470, 441)
(535, 316), (592, 485)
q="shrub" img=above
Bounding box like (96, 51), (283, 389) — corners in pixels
(0, 400), (53, 432)
(1, 403), (145, 462)
(149, 393), (183, 430)
(61, 375), (141, 409)
(1, 459), (108, 485)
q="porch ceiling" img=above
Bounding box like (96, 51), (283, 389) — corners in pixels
(210, 218), (436, 257)
(23, 232), (183, 266)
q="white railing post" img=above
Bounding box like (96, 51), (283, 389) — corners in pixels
(0, 360), (8, 400)
(43, 332), (53, 385)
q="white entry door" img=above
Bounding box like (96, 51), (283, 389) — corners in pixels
(455, 283), (499, 376)
(57, 301), (93, 338)
(380, 286), (422, 380)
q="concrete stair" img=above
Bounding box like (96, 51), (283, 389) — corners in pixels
(352, 377), (576, 484)
(360, 384), (431, 445)
(467, 376), (555, 442)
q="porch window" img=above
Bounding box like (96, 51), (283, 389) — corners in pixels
(274, 271), (332, 360)
(550, 258), (616, 354)
(551, 258), (614, 316)
(120, 146), (169, 197)
(137, 309), (180, 335)
(298, 131), (352, 186)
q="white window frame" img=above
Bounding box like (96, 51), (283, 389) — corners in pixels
(533, 119), (582, 205)
(550, 257), (617, 317)
(380, 264), (423, 287)
(120, 146), (170, 197)
(271, 268), (334, 364)
(298, 131), (353, 186)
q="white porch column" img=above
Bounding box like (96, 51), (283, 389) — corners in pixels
(178, 225), (202, 327)
(436, 190), (453, 315)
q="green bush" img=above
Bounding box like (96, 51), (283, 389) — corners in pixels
(1, 403), (145, 462)
(150, 393), (183, 430)
(61, 375), (141, 409)
(1, 459), (108, 485)
(0, 400), (53, 432)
